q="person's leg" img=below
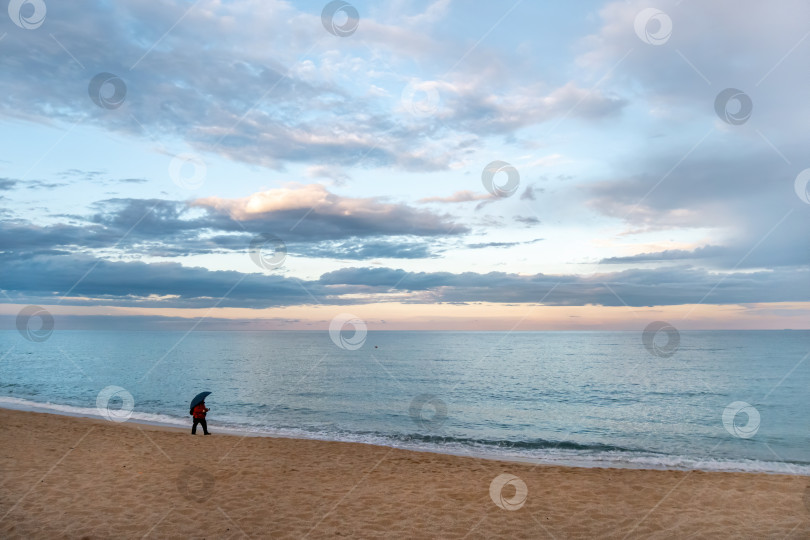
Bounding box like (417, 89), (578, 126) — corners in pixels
(192, 418), (198, 434)
(201, 418), (210, 435)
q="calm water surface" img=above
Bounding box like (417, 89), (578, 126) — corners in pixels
(0, 330), (807, 474)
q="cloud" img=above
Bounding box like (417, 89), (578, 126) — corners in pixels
(0, 1), (629, 174)
(428, 81), (626, 136)
(400, 0), (452, 27)
(569, 0), (810, 273)
(52, 169), (145, 184)
(2, 248), (807, 309)
(600, 245), (727, 264)
(2, 0), (806, 324)
(25, 180), (68, 190)
(466, 239), (543, 249)
(579, 0), (810, 146)
(298, 238), (436, 260)
(418, 190), (493, 204)
(514, 216), (540, 225)
(1, 185), (466, 259)
(0, 219), (115, 253)
(585, 147), (810, 269)
(0, 252), (321, 309)
(191, 184), (468, 238)
(305, 165), (350, 185)
(58, 169), (106, 181)
(322, 265), (810, 306)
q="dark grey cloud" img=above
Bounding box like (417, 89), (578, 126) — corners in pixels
(0, 252), (319, 309)
(1, 252), (807, 309)
(321, 265), (810, 306)
(0, 219), (115, 252)
(0, 178), (17, 190)
(600, 245), (727, 264)
(514, 216), (540, 225)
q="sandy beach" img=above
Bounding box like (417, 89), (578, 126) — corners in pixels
(0, 408), (807, 539)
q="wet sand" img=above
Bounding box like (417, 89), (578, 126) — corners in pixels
(0, 408), (807, 538)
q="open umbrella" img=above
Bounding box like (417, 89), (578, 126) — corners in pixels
(189, 391), (211, 415)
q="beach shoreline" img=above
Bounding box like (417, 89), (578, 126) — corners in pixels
(1, 408), (807, 538)
(1, 397), (806, 477)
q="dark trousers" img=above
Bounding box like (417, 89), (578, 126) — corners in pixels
(192, 417), (209, 435)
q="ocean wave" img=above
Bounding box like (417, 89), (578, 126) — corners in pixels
(0, 396), (190, 429)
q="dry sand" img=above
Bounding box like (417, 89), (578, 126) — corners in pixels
(0, 408), (807, 539)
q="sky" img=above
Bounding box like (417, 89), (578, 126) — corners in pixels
(1, 0), (809, 331)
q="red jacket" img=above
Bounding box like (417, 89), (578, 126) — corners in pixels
(192, 403), (208, 419)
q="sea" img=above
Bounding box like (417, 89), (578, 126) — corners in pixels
(1, 329), (808, 475)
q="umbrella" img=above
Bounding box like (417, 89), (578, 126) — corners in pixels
(189, 391), (211, 414)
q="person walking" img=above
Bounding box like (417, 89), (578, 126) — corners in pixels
(191, 400), (211, 435)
